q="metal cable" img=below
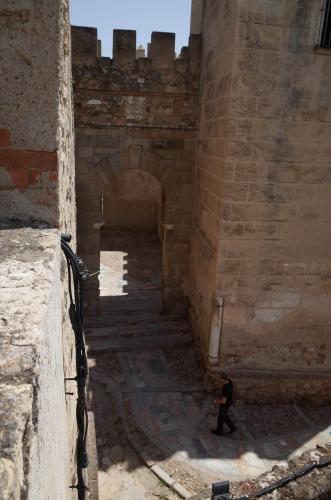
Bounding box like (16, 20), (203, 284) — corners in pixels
(235, 456), (331, 499)
(61, 234), (89, 500)
(319, 0), (331, 47)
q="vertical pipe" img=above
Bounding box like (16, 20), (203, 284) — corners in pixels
(208, 297), (224, 366)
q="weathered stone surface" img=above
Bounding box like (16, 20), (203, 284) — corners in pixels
(0, 229), (58, 381)
(72, 26), (200, 311)
(0, 0), (75, 233)
(0, 228), (72, 499)
(190, 0), (331, 398)
(0, 384), (33, 499)
(0, 2), (76, 498)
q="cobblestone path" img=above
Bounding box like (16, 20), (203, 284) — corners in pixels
(87, 230), (331, 499)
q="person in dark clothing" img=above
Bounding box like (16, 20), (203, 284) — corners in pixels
(211, 373), (236, 436)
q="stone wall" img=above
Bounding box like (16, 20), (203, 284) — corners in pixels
(0, 0), (78, 496)
(72, 27), (201, 311)
(190, 0), (331, 401)
(190, 0), (237, 356)
(0, 0), (75, 233)
(0, 230), (72, 499)
(103, 169), (162, 231)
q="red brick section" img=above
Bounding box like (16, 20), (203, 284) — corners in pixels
(0, 128), (11, 148)
(0, 149), (57, 192)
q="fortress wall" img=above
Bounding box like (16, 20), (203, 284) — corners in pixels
(72, 26), (201, 312)
(0, 1), (78, 496)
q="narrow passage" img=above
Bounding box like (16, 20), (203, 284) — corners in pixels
(86, 231), (331, 499)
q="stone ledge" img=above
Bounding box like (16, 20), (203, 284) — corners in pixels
(209, 366), (331, 380)
(0, 227), (70, 499)
(0, 228), (60, 384)
(314, 46), (331, 56)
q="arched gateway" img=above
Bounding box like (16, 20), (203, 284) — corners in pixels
(72, 26), (201, 313)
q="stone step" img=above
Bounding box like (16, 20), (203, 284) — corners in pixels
(84, 295), (162, 317)
(86, 320), (190, 339)
(101, 295), (161, 311)
(87, 332), (192, 353)
(86, 310), (182, 327)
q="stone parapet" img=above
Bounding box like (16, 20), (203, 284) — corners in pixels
(71, 26), (201, 76)
(71, 26), (98, 66)
(149, 31), (175, 69)
(0, 228), (72, 499)
(113, 29), (137, 68)
(0, 1), (77, 496)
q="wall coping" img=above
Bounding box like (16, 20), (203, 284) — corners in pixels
(0, 227), (67, 498)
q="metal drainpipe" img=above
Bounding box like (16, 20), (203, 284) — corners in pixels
(162, 224), (174, 276)
(161, 224), (174, 307)
(208, 297), (224, 366)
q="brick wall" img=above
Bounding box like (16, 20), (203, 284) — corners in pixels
(0, 134), (58, 223)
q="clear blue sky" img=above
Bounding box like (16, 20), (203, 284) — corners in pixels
(70, 0), (192, 56)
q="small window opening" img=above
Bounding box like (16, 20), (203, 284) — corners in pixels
(319, 0), (331, 48)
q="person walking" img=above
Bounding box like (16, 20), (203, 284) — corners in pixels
(211, 372), (236, 436)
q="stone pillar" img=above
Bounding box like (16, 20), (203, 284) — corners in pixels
(0, 0), (76, 236)
(0, 0), (77, 497)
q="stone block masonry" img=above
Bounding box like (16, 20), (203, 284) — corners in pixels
(0, 229), (72, 499)
(72, 26), (201, 311)
(0, 0), (75, 234)
(0, 0), (77, 497)
(190, 0), (331, 402)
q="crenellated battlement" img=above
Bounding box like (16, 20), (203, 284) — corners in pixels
(72, 26), (99, 66)
(71, 26), (201, 74)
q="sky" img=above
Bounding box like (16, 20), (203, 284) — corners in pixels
(70, 0), (192, 56)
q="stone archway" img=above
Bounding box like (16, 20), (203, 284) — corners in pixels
(75, 129), (194, 314)
(99, 168), (164, 311)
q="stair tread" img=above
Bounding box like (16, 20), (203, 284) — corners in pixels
(86, 320), (190, 338)
(87, 332), (192, 353)
(86, 312), (184, 328)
